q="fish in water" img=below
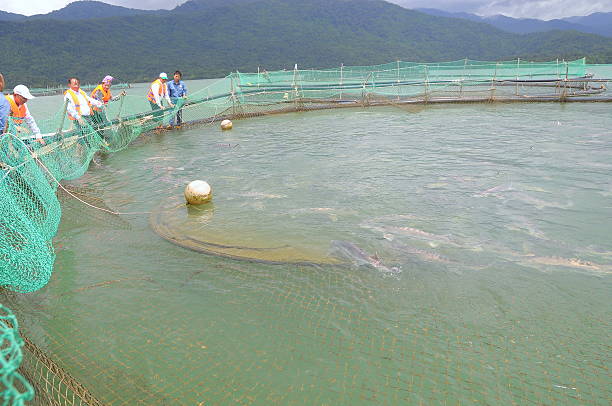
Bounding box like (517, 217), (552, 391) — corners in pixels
(374, 225), (455, 246)
(390, 240), (454, 264)
(144, 156), (176, 161)
(476, 183), (514, 197)
(330, 240), (400, 274)
(522, 255), (606, 272)
(240, 191), (286, 199)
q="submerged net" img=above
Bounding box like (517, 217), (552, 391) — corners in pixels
(0, 57), (610, 404)
(1, 57), (610, 293)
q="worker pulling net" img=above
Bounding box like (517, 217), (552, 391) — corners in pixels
(1, 96), (186, 292)
(0, 58), (610, 293)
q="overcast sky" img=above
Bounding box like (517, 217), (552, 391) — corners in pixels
(3, 0), (612, 19)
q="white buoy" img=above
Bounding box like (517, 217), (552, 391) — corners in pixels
(220, 119), (233, 130)
(184, 180), (212, 205)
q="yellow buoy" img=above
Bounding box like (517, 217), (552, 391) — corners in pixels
(220, 119), (233, 130)
(184, 180), (212, 205)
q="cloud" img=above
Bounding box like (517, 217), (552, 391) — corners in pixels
(476, 0), (612, 20)
(2, 0), (69, 15)
(389, 0), (612, 19)
(4, 0), (612, 18)
(1, 0), (188, 15)
(104, 0), (188, 10)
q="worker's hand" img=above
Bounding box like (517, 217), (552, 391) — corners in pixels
(170, 103), (175, 108)
(77, 117), (86, 125)
(160, 105), (166, 110)
(34, 138), (46, 145)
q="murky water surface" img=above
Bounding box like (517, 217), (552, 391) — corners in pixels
(7, 73), (612, 405)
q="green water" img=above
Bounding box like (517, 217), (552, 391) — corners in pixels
(6, 77), (612, 405)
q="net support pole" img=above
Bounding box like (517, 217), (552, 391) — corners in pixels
(340, 63), (344, 100)
(396, 60), (401, 101)
(55, 99), (69, 136)
(115, 93), (126, 121)
(489, 62), (498, 102)
(561, 60), (568, 101)
(460, 58), (468, 98)
(230, 76), (236, 116)
(361, 72), (372, 106)
(515, 58), (520, 96)
(424, 65), (430, 103)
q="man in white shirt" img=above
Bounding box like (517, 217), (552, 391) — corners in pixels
(147, 72), (174, 128)
(64, 77), (103, 127)
(4, 85), (45, 144)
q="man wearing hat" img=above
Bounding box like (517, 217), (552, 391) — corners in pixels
(147, 72), (174, 128)
(90, 75), (125, 130)
(4, 85), (44, 144)
(91, 75), (124, 107)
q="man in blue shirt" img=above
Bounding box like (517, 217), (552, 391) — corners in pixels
(0, 73), (11, 133)
(167, 70), (187, 128)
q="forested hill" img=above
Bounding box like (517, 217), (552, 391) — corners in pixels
(413, 8), (612, 38)
(0, 10), (26, 21)
(1, 0), (611, 87)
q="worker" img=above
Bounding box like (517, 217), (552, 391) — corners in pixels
(147, 72), (174, 128)
(64, 77), (103, 142)
(167, 70), (187, 128)
(90, 75), (125, 129)
(0, 73), (9, 133)
(5, 85), (44, 144)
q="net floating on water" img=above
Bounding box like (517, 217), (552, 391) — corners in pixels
(1, 58), (610, 292)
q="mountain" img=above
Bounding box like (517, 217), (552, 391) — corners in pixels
(0, 10), (26, 21)
(0, 0), (610, 87)
(0, 0), (251, 21)
(484, 14), (586, 34)
(173, 0), (261, 13)
(411, 8), (482, 22)
(563, 12), (612, 37)
(27, 1), (157, 20)
(413, 7), (612, 38)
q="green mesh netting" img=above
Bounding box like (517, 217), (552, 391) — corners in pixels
(0, 305), (33, 405)
(1, 58), (609, 293)
(28, 83), (131, 98)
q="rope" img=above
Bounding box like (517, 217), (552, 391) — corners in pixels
(32, 152), (151, 217)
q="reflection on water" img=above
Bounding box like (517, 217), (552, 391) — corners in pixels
(4, 101), (612, 405)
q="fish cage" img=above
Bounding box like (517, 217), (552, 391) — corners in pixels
(0, 57), (610, 405)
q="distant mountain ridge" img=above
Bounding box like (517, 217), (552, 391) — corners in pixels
(0, 10), (26, 21)
(413, 8), (612, 38)
(0, 0), (611, 87)
(1, 0), (611, 38)
(27, 1), (158, 20)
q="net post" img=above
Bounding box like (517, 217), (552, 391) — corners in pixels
(424, 65), (430, 103)
(340, 63), (344, 100)
(489, 62), (498, 102)
(55, 99), (69, 136)
(115, 93), (126, 121)
(515, 58), (520, 96)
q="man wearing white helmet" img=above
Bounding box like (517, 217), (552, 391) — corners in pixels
(5, 85), (45, 144)
(147, 72), (174, 128)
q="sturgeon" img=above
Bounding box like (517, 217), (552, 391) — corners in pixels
(330, 241), (400, 274)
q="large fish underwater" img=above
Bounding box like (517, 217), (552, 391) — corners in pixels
(330, 240), (401, 275)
